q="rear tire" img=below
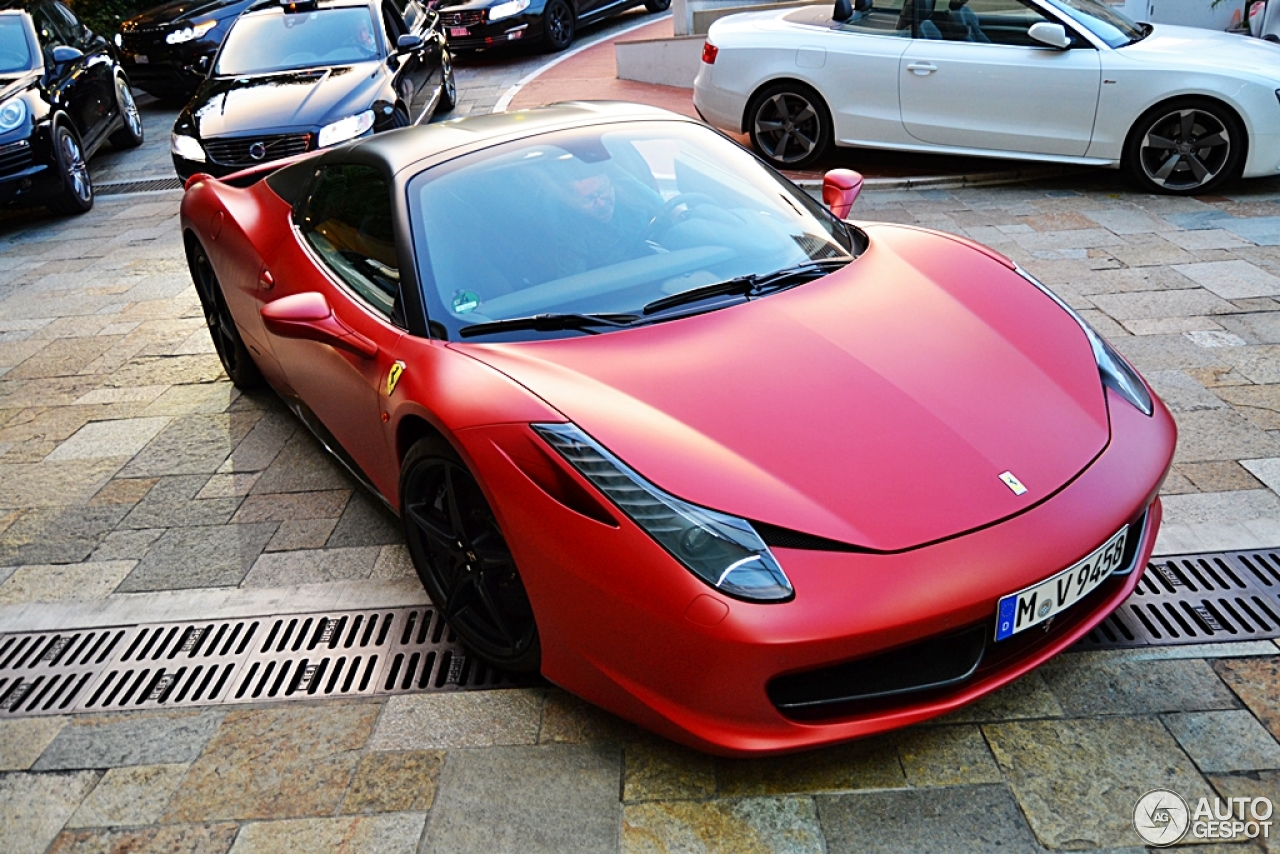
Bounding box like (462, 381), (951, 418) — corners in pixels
(644, 0), (671, 11)
(46, 124), (93, 215)
(1123, 98), (1244, 196)
(747, 81), (832, 171)
(108, 74), (145, 150)
(187, 242), (263, 389)
(437, 49), (457, 113)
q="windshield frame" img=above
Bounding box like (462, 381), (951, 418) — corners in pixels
(213, 5), (383, 76)
(1040, 0), (1145, 47)
(405, 120), (862, 342)
(0, 13), (39, 75)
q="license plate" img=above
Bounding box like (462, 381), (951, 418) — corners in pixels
(449, 26), (468, 37)
(994, 526), (1128, 641)
(134, 54), (149, 63)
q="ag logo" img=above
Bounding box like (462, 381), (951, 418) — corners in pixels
(386, 360), (406, 395)
(1134, 789), (1190, 846)
(999, 470), (1028, 496)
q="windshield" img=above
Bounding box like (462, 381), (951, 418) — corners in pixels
(0, 17), (35, 73)
(1043, 0), (1144, 47)
(215, 7), (380, 75)
(409, 122), (857, 341)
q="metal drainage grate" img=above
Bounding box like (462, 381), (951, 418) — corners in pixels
(1077, 548), (1280, 649)
(0, 606), (533, 718)
(96, 177), (183, 196)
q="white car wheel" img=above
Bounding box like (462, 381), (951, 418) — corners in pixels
(748, 83), (831, 170)
(1126, 100), (1243, 195)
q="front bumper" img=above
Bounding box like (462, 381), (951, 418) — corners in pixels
(438, 8), (540, 48)
(117, 34), (218, 98)
(455, 386), (1176, 756)
(0, 135), (59, 207)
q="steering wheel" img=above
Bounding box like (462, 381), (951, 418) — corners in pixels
(643, 192), (718, 242)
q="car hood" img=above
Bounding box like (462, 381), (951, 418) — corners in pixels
(458, 224), (1112, 552)
(1116, 24), (1280, 75)
(126, 0), (248, 27)
(0, 71), (38, 103)
(191, 65), (378, 137)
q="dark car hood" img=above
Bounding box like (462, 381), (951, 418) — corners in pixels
(191, 65), (379, 137)
(0, 70), (38, 103)
(459, 224), (1112, 552)
(126, 0), (250, 27)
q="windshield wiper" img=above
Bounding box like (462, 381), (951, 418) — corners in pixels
(642, 258), (850, 316)
(458, 312), (640, 338)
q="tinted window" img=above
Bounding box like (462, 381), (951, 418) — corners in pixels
(29, 3), (70, 49)
(409, 122), (854, 340)
(0, 17), (35, 71)
(49, 1), (84, 42)
(217, 8), (381, 75)
(299, 164), (401, 319)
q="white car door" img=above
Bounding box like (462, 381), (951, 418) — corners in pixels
(898, 0), (1102, 156)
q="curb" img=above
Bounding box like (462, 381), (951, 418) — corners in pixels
(792, 164), (1093, 192)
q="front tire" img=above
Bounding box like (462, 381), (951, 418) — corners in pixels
(46, 124), (93, 215)
(542, 0), (576, 52)
(437, 49), (457, 113)
(401, 437), (541, 673)
(747, 81), (832, 171)
(644, 0), (671, 11)
(108, 74), (145, 150)
(187, 243), (263, 389)
(1124, 98), (1244, 195)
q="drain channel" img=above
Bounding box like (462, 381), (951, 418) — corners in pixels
(1077, 548), (1280, 649)
(96, 177), (183, 196)
(0, 606), (532, 718)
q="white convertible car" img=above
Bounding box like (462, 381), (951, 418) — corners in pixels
(692, 0), (1280, 194)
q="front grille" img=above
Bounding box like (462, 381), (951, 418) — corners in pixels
(0, 140), (33, 178)
(202, 134), (311, 168)
(441, 10), (486, 26)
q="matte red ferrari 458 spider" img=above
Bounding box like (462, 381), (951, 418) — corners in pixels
(179, 102), (1175, 755)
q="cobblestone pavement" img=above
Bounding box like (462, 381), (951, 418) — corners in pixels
(4, 60), (1280, 854)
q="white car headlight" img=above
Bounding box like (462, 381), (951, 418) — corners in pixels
(166, 20), (217, 44)
(317, 110), (375, 148)
(0, 98), (27, 134)
(171, 133), (206, 162)
(489, 0), (530, 22)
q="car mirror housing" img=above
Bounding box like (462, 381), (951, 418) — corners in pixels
(1027, 21), (1072, 49)
(822, 168), (863, 220)
(51, 45), (84, 64)
(396, 33), (425, 53)
(260, 292), (379, 358)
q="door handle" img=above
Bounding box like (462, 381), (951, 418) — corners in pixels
(906, 62), (937, 75)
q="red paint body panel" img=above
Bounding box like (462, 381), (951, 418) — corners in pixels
(180, 150), (1177, 756)
(461, 223), (1110, 551)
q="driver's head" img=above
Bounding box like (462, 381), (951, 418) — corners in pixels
(356, 19), (376, 51)
(568, 172), (616, 223)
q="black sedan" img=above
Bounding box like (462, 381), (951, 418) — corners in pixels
(171, 0), (454, 180)
(0, 2), (144, 214)
(116, 0), (256, 103)
(437, 0), (668, 52)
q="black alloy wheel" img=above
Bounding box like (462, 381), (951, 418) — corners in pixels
(109, 75), (145, 149)
(401, 438), (541, 673)
(188, 245), (263, 389)
(644, 0), (672, 11)
(1126, 99), (1243, 195)
(748, 82), (832, 170)
(46, 124), (93, 215)
(543, 0), (575, 52)
(438, 50), (457, 113)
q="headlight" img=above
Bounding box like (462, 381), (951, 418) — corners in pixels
(534, 423), (794, 603)
(114, 33), (122, 47)
(317, 110), (375, 148)
(489, 0), (530, 21)
(0, 98), (27, 134)
(1017, 267), (1153, 416)
(166, 20), (217, 44)
(170, 133), (206, 162)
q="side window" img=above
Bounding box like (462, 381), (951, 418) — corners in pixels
(916, 0), (1058, 44)
(30, 4), (70, 51)
(834, 0), (909, 36)
(299, 164), (402, 320)
(49, 1), (85, 43)
(382, 1), (408, 44)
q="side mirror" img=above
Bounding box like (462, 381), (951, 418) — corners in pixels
(1027, 21), (1072, 49)
(822, 168), (863, 220)
(51, 45), (84, 64)
(396, 33), (425, 53)
(261, 292), (378, 358)
(196, 53), (211, 72)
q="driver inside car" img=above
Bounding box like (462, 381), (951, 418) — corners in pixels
(548, 161), (664, 277)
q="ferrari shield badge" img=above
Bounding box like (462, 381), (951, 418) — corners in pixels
(999, 471), (1028, 496)
(386, 361), (406, 396)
